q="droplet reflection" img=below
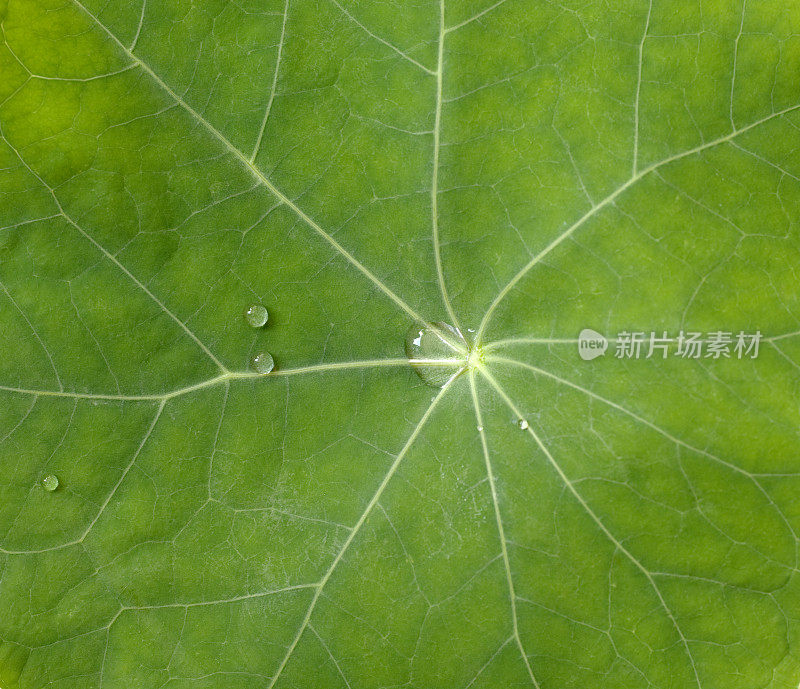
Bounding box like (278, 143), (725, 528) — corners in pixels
(404, 322), (467, 387)
(244, 304), (269, 328)
(252, 351), (275, 374)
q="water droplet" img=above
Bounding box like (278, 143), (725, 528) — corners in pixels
(42, 474), (59, 492)
(252, 351), (275, 374)
(518, 419), (529, 430)
(476, 425), (484, 432)
(244, 304), (268, 328)
(404, 322), (467, 387)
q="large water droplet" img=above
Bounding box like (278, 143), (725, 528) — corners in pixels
(244, 304), (268, 328)
(405, 322), (466, 387)
(42, 474), (59, 492)
(252, 351), (275, 374)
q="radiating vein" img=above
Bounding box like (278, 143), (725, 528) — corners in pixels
(468, 369), (540, 688)
(487, 355), (765, 479)
(478, 365), (703, 689)
(430, 0), (462, 332)
(68, 0), (426, 326)
(0, 359), (458, 554)
(484, 336), (583, 349)
(486, 329), (800, 350)
(251, 0), (289, 162)
(266, 370), (461, 687)
(0, 358), (459, 402)
(476, 100), (800, 343)
(487, 355), (800, 562)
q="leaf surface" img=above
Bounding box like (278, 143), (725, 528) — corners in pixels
(1, 0), (800, 687)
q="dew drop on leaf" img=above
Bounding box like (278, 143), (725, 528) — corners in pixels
(404, 322), (467, 387)
(42, 474), (59, 492)
(244, 304), (268, 328)
(252, 351), (275, 374)
(518, 419), (529, 430)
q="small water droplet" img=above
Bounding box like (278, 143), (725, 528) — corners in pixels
(244, 304), (268, 328)
(252, 351), (275, 374)
(518, 419), (529, 430)
(405, 322), (466, 387)
(42, 474), (59, 492)
(476, 425), (484, 432)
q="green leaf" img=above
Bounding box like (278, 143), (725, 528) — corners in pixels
(1, 0), (800, 687)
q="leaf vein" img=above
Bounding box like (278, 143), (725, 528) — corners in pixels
(68, 0), (427, 325)
(265, 370), (460, 687)
(478, 366), (703, 689)
(469, 369), (541, 688)
(477, 101), (800, 342)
